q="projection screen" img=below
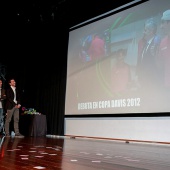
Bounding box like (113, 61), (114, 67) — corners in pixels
(65, 0), (170, 115)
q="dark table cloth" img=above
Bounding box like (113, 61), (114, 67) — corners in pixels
(19, 114), (47, 137)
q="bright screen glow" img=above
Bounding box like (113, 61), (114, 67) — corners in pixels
(65, 0), (170, 115)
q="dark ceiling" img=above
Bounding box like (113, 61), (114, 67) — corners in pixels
(3, 0), (135, 28)
(1, 0), (135, 77)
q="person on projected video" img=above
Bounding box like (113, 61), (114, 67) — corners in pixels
(137, 18), (161, 90)
(88, 33), (105, 61)
(157, 9), (170, 107)
(158, 10), (170, 88)
(137, 18), (161, 109)
(111, 49), (131, 96)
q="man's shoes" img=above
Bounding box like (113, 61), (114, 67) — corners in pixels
(15, 133), (24, 138)
(5, 134), (11, 137)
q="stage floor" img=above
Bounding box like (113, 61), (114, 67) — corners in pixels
(0, 135), (170, 170)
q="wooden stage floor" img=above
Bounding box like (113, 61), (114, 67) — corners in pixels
(0, 135), (170, 170)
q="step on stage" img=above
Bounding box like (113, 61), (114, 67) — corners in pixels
(0, 135), (170, 170)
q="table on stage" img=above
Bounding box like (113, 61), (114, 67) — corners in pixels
(19, 114), (47, 137)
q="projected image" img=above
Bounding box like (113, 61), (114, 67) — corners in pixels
(65, 0), (170, 115)
(79, 32), (107, 62)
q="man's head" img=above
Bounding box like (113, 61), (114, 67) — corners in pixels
(143, 18), (157, 41)
(161, 10), (170, 21)
(116, 49), (127, 63)
(9, 78), (16, 87)
(161, 10), (170, 35)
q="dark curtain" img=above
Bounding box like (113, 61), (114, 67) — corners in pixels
(5, 24), (68, 136)
(28, 25), (68, 136)
(35, 61), (67, 135)
(19, 60), (67, 136)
